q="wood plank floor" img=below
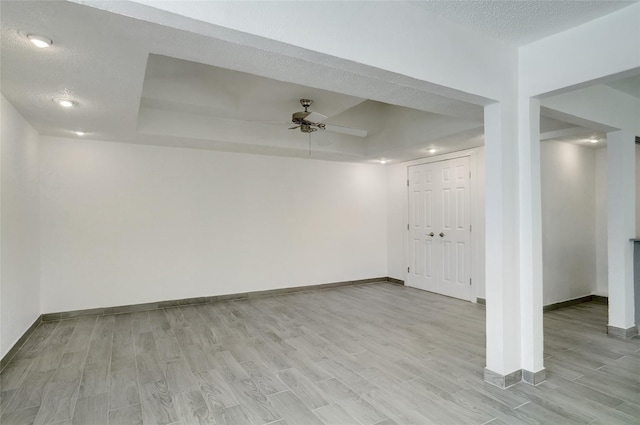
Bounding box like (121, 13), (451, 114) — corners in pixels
(1, 283), (639, 425)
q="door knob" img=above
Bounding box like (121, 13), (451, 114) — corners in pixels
(439, 232), (445, 237)
(427, 232), (434, 237)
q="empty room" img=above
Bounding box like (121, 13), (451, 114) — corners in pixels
(1, 1), (639, 425)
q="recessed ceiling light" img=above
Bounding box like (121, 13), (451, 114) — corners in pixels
(75, 131), (85, 136)
(27, 34), (52, 48)
(428, 148), (437, 154)
(379, 159), (388, 164)
(53, 98), (76, 108)
(590, 138), (598, 144)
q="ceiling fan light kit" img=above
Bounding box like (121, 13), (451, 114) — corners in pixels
(300, 124), (317, 133)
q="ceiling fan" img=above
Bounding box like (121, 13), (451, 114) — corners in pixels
(287, 99), (368, 138)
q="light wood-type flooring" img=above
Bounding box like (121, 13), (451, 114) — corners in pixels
(1, 282), (639, 425)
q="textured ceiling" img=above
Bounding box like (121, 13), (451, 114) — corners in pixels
(0, 0), (488, 163)
(0, 1), (631, 164)
(409, 0), (637, 45)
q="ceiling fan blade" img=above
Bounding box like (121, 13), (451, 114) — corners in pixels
(250, 120), (291, 125)
(323, 124), (368, 138)
(289, 125), (300, 130)
(304, 111), (328, 123)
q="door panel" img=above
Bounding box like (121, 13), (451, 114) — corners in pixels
(425, 240), (433, 278)
(412, 190), (422, 228)
(424, 190), (433, 229)
(412, 239), (422, 276)
(407, 157), (471, 301)
(457, 242), (465, 284)
(442, 240), (452, 282)
(442, 188), (451, 230)
(456, 188), (465, 229)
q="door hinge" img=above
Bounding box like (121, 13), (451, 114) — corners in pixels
(407, 224), (409, 231)
(470, 224), (472, 232)
(408, 267), (410, 273)
(469, 171), (471, 179)
(407, 179), (409, 187)
(470, 278), (472, 286)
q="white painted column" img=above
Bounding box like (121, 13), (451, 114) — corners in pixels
(607, 129), (636, 337)
(518, 97), (545, 384)
(484, 101), (522, 387)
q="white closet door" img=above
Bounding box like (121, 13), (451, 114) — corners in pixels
(408, 163), (439, 293)
(407, 157), (471, 301)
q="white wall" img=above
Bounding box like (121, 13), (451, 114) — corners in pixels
(637, 144), (640, 236)
(595, 148), (609, 295)
(540, 141), (597, 304)
(474, 148), (487, 299)
(595, 144), (640, 296)
(1, 95), (41, 358)
(39, 137), (387, 313)
(386, 163), (406, 280)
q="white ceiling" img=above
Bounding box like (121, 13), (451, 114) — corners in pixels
(0, 1), (634, 164)
(138, 54), (488, 161)
(408, 0), (638, 45)
(606, 75), (640, 99)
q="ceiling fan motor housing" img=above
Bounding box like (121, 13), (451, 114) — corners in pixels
(290, 99), (326, 132)
(292, 111), (311, 125)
